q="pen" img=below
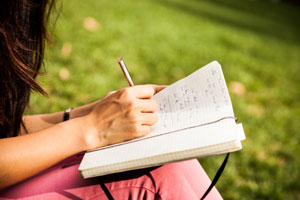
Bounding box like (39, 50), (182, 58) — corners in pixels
(117, 57), (135, 87)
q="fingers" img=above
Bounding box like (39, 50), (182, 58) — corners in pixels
(128, 112), (157, 138)
(136, 84), (167, 96)
(139, 125), (152, 136)
(140, 113), (158, 125)
(119, 85), (167, 100)
(138, 99), (158, 113)
(130, 85), (155, 99)
(152, 85), (167, 94)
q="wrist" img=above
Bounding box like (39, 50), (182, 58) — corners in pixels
(69, 101), (98, 120)
(59, 117), (89, 152)
(49, 118), (87, 156)
(78, 115), (107, 151)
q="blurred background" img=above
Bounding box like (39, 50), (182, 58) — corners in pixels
(27, 0), (300, 199)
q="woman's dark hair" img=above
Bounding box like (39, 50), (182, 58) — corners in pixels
(0, 0), (55, 138)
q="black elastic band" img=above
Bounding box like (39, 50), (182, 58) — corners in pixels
(200, 153), (230, 200)
(97, 177), (114, 200)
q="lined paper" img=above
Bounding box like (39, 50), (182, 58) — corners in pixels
(151, 61), (234, 136)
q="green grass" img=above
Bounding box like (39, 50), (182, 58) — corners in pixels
(28, 0), (300, 199)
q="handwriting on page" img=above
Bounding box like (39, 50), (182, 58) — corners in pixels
(151, 62), (233, 136)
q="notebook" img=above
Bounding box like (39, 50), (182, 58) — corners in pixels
(79, 61), (246, 179)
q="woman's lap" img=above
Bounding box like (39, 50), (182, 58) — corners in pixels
(0, 155), (222, 200)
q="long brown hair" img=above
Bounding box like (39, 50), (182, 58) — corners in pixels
(0, 0), (55, 138)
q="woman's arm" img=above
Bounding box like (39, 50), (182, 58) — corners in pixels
(21, 91), (118, 134)
(0, 118), (87, 189)
(21, 100), (99, 134)
(0, 85), (163, 190)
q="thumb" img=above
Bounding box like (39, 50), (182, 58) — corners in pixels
(152, 85), (167, 94)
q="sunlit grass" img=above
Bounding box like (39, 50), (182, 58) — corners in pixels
(28, 0), (300, 199)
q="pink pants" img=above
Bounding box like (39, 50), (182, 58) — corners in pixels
(0, 154), (222, 199)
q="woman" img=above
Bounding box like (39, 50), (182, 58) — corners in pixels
(0, 0), (222, 199)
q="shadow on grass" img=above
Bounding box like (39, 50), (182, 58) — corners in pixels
(154, 0), (300, 45)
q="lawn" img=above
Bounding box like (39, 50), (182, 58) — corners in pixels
(28, 0), (300, 199)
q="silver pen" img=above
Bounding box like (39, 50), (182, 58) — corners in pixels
(117, 57), (135, 86)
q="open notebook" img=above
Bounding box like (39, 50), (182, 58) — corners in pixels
(79, 61), (246, 179)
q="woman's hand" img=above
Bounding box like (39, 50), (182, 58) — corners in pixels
(82, 85), (166, 150)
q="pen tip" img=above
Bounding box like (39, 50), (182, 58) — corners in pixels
(117, 57), (123, 63)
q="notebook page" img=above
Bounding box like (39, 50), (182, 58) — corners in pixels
(150, 61), (234, 136)
(237, 123), (246, 140)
